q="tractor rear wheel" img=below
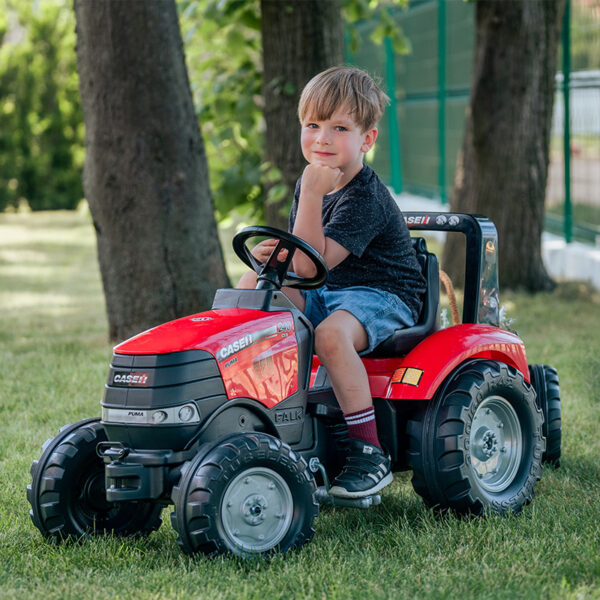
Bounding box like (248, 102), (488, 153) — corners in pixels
(171, 432), (318, 557)
(529, 364), (561, 467)
(27, 418), (162, 540)
(407, 360), (544, 515)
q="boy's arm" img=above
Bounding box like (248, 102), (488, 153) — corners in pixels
(292, 164), (350, 277)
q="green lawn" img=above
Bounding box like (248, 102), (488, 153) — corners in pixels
(1, 210), (599, 600)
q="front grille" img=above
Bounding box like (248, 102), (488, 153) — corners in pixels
(103, 349), (226, 409)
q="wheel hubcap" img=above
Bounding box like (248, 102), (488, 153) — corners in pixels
(221, 467), (293, 553)
(469, 396), (522, 492)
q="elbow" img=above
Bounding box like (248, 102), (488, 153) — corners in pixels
(292, 256), (317, 278)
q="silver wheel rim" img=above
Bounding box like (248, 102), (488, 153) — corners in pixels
(220, 467), (293, 553)
(469, 396), (522, 492)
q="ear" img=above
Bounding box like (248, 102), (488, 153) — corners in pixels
(360, 127), (378, 153)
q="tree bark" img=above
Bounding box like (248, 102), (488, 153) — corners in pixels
(443, 0), (566, 291)
(74, 0), (229, 342)
(260, 0), (344, 229)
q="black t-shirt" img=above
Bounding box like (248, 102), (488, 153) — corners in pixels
(289, 164), (426, 322)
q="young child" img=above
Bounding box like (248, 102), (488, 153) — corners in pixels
(238, 66), (426, 498)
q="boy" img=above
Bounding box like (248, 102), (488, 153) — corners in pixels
(238, 66), (426, 498)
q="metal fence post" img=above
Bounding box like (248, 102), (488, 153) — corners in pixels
(438, 0), (447, 203)
(563, 0), (573, 243)
(385, 37), (403, 193)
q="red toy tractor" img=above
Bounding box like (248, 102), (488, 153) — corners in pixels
(28, 213), (561, 557)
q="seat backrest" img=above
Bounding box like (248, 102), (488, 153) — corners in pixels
(366, 237), (440, 357)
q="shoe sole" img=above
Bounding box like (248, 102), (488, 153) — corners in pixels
(328, 472), (394, 499)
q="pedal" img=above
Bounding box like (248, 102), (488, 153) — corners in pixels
(314, 485), (382, 509)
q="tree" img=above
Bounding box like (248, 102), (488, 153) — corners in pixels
(178, 0), (265, 221)
(443, 0), (566, 291)
(260, 0), (345, 229)
(74, 0), (229, 342)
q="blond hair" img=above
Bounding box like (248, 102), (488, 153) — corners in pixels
(298, 66), (390, 132)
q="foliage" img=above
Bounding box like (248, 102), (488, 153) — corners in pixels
(177, 0), (263, 220)
(0, 0), (407, 216)
(178, 0), (408, 222)
(570, 0), (600, 72)
(0, 0), (83, 212)
(344, 0), (410, 55)
(1, 211), (600, 599)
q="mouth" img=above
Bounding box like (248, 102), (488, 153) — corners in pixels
(314, 151), (335, 157)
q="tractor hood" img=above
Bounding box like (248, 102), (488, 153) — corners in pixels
(114, 308), (294, 360)
(113, 308), (300, 409)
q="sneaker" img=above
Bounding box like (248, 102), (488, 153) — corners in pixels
(328, 439), (393, 498)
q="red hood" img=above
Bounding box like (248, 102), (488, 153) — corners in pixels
(114, 308), (287, 356)
(114, 308), (299, 408)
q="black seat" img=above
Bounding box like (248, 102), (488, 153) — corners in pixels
(365, 237), (440, 358)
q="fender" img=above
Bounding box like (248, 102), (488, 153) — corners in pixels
(383, 324), (529, 401)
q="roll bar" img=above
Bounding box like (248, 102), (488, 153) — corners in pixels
(403, 212), (500, 327)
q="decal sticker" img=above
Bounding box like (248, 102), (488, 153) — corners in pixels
(435, 215), (447, 225)
(216, 325), (278, 362)
(405, 215), (431, 225)
(448, 215), (460, 226)
(191, 316), (213, 322)
(253, 353), (274, 377)
(112, 371), (150, 386)
(207, 314), (299, 409)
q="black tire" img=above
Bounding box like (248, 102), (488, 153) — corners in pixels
(407, 361), (545, 515)
(171, 432), (318, 557)
(529, 364), (561, 467)
(27, 418), (162, 540)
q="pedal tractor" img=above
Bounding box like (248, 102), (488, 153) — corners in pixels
(28, 213), (561, 557)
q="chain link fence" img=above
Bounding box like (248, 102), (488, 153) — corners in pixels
(350, 0), (600, 246)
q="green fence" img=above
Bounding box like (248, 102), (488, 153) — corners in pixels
(350, 0), (600, 245)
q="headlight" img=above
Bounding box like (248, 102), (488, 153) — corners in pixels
(152, 410), (168, 424)
(102, 404), (200, 425)
(178, 405), (194, 422)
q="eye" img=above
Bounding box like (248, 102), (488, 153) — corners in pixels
(335, 126), (348, 132)
(306, 123), (319, 129)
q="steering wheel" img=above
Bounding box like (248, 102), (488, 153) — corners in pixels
(232, 226), (329, 290)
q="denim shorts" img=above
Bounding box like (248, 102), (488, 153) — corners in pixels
(300, 286), (415, 354)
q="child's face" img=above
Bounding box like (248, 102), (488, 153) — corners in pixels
(300, 108), (377, 177)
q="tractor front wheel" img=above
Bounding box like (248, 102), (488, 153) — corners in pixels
(407, 360), (544, 515)
(171, 432), (318, 557)
(27, 418), (163, 540)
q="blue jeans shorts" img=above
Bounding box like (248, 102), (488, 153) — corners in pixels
(300, 286), (415, 354)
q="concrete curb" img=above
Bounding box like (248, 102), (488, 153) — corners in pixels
(394, 192), (600, 291)
(542, 233), (600, 290)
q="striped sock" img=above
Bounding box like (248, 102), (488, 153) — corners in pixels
(344, 406), (381, 448)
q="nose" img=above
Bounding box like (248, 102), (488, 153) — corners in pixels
(316, 129), (331, 145)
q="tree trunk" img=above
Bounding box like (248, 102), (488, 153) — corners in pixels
(261, 0), (344, 229)
(74, 0), (229, 342)
(443, 0), (566, 291)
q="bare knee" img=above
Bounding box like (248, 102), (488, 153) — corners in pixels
(314, 322), (352, 362)
(237, 270), (258, 289)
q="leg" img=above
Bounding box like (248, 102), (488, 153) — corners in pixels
(314, 310), (392, 498)
(236, 270), (257, 289)
(313, 310), (370, 414)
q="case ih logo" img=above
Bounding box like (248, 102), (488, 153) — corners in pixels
(217, 325), (280, 362)
(405, 215), (431, 225)
(112, 371), (150, 386)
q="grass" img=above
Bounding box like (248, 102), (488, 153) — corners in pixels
(1, 210), (600, 600)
